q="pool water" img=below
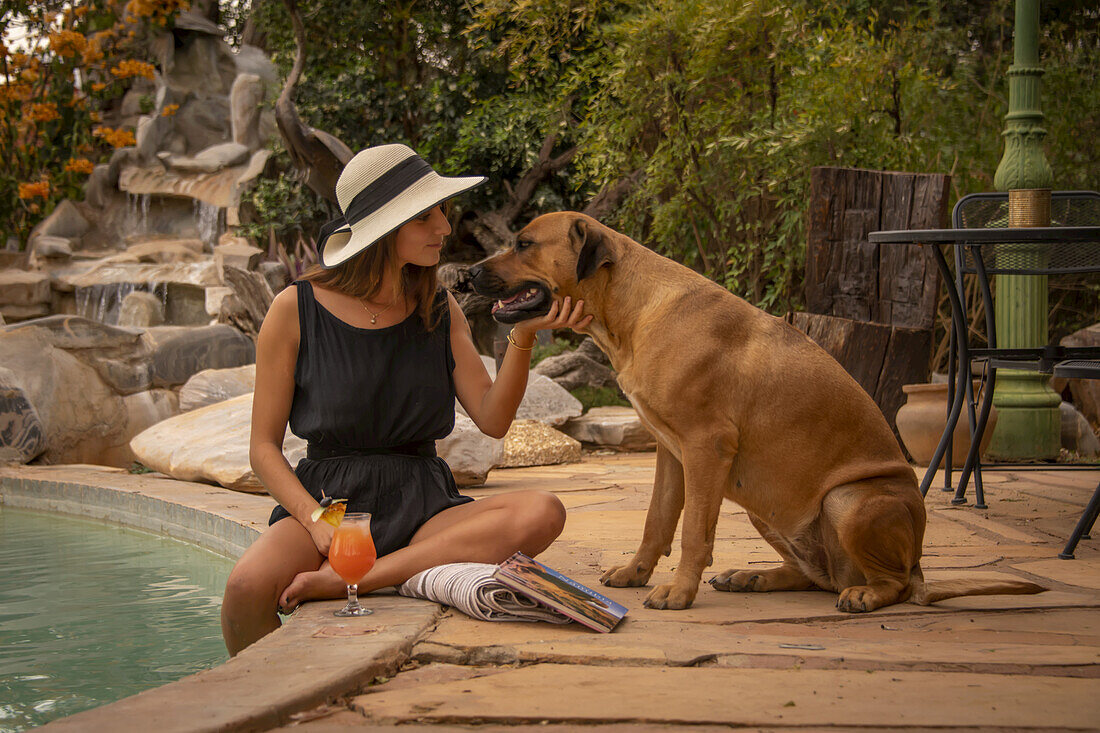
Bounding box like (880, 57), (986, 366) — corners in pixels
(0, 507), (234, 732)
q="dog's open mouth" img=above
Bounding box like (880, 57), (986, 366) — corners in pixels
(489, 283), (551, 323)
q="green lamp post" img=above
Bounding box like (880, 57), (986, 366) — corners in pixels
(989, 0), (1060, 459)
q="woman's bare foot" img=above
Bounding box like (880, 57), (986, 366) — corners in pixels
(278, 563), (345, 613)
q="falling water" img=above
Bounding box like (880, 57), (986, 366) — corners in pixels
(139, 194), (151, 234)
(74, 283), (169, 325)
(76, 283), (136, 324)
(193, 200), (222, 250)
(124, 194), (153, 239)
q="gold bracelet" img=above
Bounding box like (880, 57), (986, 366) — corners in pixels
(507, 328), (534, 351)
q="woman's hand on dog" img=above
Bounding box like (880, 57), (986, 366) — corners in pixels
(513, 295), (593, 342)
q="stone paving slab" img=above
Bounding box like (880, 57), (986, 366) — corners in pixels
(1013, 558), (1100, 590)
(285, 715), (1026, 733)
(412, 607), (1100, 673)
(347, 664), (1100, 729)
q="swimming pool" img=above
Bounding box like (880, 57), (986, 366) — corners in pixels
(0, 507), (234, 732)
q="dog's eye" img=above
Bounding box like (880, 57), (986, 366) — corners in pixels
(515, 239), (532, 251)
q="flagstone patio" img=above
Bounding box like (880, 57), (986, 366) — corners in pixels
(282, 453), (1099, 731)
(4, 452), (1097, 731)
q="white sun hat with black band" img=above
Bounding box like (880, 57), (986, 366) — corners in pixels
(318, 144), (486, 269)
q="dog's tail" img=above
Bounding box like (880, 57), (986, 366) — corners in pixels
(909, 575), (1046, 606)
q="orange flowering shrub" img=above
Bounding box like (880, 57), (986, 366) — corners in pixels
(28, 103), (60, 123)
(49, 30), (88, 58)
(1, 0), (187, 249)
(161, 103), (179, 116)
(126, 0), (190, 25)
(93, 126), (137, 148)
(109, 59), (156, 80)
(64, 158), (96, 174)
(18, 180), (51, 200)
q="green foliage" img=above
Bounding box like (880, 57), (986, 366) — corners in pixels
(233, 0), (1100, 335)
(238, 149), (332, 240)
(530, 337), (572, 367)
(570, 385), (632, 412)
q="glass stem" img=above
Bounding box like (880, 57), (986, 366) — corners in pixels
(347, 583), (358, 606)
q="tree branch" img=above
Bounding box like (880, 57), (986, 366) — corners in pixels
(582, 168), (643, 221)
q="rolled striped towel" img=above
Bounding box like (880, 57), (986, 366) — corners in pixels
(398, 562), (572, 624)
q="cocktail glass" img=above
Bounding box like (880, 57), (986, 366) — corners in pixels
(328, 512), (377, 617)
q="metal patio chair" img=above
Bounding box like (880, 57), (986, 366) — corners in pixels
(946, 191), (1100, 558)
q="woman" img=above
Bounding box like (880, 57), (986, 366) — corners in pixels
(221, 144), (591, 655)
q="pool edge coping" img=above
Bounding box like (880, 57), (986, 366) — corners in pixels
(0, 464), (443, 733)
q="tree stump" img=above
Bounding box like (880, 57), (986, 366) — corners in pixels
(794, 166), (949, 444)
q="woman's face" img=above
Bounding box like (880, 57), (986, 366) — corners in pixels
(393, 204), (451, 268)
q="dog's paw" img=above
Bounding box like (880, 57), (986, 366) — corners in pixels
(642, 583), (696, 610)
(836, 586), (876, 613)
(600, 562), (653, 588)
(709, 569), (761, 592)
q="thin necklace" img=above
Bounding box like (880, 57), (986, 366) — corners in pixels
(361, 294), (398, 325)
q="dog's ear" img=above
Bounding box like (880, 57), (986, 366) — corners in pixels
(572, 217), (614, 282)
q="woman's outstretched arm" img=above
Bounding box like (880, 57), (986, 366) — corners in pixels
(449, 291), (591, 438)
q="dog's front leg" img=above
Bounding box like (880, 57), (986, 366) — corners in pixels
(644, 439), (733, 610)
(600, 444), (684, 588)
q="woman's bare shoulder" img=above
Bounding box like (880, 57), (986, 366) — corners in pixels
(259, 283), (301, 341)
(445, 290), (467, 325)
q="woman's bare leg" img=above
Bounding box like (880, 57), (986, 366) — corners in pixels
(279, 490), (566, 610)
(221, 517), (324, 656)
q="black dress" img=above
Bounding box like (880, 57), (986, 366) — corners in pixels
(268, 280), (473, 555)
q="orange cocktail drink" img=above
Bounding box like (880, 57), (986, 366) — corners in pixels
(329, 513), (376, 617)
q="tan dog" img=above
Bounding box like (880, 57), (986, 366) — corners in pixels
(470, 212), (1046, 612)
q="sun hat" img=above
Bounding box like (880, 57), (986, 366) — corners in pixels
(317, 144), (486, 268)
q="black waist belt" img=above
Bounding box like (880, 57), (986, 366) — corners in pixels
(306, 441), (437, 460)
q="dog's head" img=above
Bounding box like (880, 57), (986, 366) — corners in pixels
(468, 212), (616, 324)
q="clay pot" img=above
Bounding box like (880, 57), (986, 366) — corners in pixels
(895, 382), (998, 467)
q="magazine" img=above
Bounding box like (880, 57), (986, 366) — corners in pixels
(492, 552), (628, 632)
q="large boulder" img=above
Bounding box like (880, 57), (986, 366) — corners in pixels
(214, 239), (263, 271)
(0, 270), (51, 322)
(158, 141), (251, 174)
(99, 389), (180, 466)
(130, 392), (305, 492)
(28, 199), (89, 247)
(1061, 401), (1100, 458)
(514, 374), (583, 427)
(4, 315), (153, 395)
(118, 291), (166, 328)
(144, 324), (255, 387)
(132, 392), (497, 491)
(179, 364), (256, 411)
(32, 235), (74, 260)
(1059, 323), (1100, 427)
(230, 73), (265, 149)
(0, 328), (127, 464)
(455, 362), (582, 428)
(499, 420), (581, 468)
(534, 349), (619, 391)
(437, 414), (504, 487)
(0, 367), (46, 463)
(561, 406), (656, 452)
(576, 336), (612, 366)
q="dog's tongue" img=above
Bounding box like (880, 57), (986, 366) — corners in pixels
(491, 288), (538, 314)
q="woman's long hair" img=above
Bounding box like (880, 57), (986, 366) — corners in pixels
(300, 229), (443, 331)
